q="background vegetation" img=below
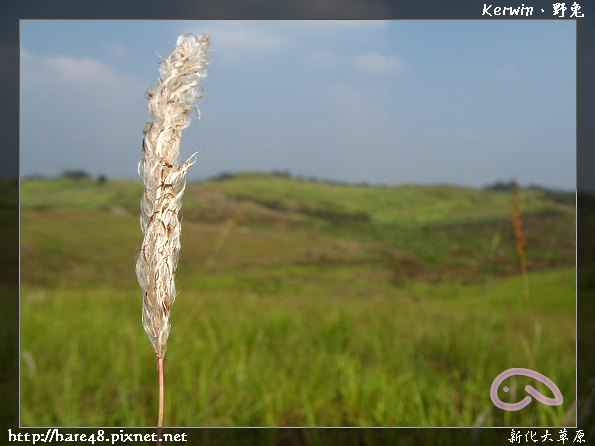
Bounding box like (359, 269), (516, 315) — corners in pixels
(20, 172), (576, 426)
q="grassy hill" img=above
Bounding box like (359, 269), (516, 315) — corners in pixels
(19, 173), (576, 427)
(21, 172), (574, 287)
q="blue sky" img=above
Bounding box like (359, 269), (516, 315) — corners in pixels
(20, 20), (576, 189)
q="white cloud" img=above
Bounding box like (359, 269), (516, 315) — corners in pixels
(190, 22), (292, 63)
(21, 49), (143, 98)
(307, 47), (405, 77)
(190, 20), (389, 64)
(104, 42), (128, 60)
(307, 49), (342, 69)
(353, 52), (404, 75)
(328, 83), (364, 109)
(494, 65), (518, 80)
(324, 82), (389, 119)
(46, 55), (118, 84)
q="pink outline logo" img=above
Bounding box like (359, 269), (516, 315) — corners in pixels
(490, 368), (563, 411)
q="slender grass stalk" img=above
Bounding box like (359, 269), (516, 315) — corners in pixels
(136, 33), (209, 427)
(157, 357), (164, 426)
(511, 175), (530, 304)
(511, 175), (541, 367)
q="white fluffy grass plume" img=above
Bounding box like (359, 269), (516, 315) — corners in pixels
(136, 34), (210, 359)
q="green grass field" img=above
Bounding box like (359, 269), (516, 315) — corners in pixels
(20, 173), (576, 426)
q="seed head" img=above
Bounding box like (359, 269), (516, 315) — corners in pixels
(136, 34), (210, 358)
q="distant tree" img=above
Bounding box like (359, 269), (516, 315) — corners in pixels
(97, 174), (108, 185)
(62, 169), (90, 180)
(212, 172), (234, 181)
(484, 180), (514, 191)
(272, 169), (291, 178)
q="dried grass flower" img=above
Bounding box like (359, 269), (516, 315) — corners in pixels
(135, 33), (209, 426)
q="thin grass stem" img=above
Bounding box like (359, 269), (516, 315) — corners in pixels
(157, 356), (164, 427)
